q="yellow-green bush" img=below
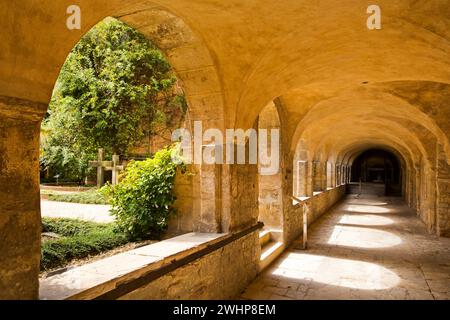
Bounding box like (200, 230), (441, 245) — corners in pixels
(106, 146), (185, 240)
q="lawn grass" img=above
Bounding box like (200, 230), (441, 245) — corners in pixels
(43, 188), (109, 205)
(41, 218), (129, 271)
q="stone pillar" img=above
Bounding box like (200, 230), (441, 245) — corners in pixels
(296, 161), (307, 196)
(306, 161), (313, 197)
(323, 162), (328, 190)
(342, 165), (347, 185)
(227, 141), (259, 232)
(330, 162), (336, 188)
(189, 141), (224, 233)
(342, 166), (347, 184)
(427, 166), (437, 234)
(197, 162), (222, 232)
(405, 168), (410, 205)
(336, 164), (341, 186)
(0, 96), (46, 299)
(406, 167), (416, 209)
(436, 145), (450, 237)
(281, 152), (296, 244)
(349, 166), (352, 183)
(415, 163), (421, 212)
(312, 161), (322, 192)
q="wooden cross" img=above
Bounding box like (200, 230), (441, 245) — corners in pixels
(89, 149), (125, 187)
(89, 148), (107, 188)
(105, 155), (125, 186)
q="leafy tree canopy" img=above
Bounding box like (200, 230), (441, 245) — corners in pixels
(41, 17), (186, 182)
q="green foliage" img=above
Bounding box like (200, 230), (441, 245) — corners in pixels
(41, 17), (186, 182)
(41, 218), (129, 270)
(106, 146), (185, 240)
(44, 188), (109, 205)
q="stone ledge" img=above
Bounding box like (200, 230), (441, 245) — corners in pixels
(39, 232), (226, 300)
(291, 185), (345, 206)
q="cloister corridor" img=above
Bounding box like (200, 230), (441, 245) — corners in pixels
(1, 1), (450, 300)
(242, 195), (450, 300)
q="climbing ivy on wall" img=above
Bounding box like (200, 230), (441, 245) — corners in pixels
(41, 17), (187, 182)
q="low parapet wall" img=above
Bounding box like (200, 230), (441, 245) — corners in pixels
(284, 185), (347, 245)
(40, 224), (261, 300)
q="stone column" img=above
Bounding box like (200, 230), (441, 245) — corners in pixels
(436, 145), (450, 237)
(405, 167), (415, 208)
(330, 162), (336, 188)
(221, 129), (259, 232)
(197, 161), (222, 233)
(281, 152), (296, 244)
(427, 166), (437, 234)
(414, 163), (421, 212)
(228, 159), (258, 232)
(306, 161), (314, 197)
(296, 161), (307, 196)
(342, 165), (347, 185)
(342, 166), (347, 184)
(336, 164), (341, 187)
(312, 161), (321, 192)
(0, 96), (46, 299)
(348, 166), (351, 183)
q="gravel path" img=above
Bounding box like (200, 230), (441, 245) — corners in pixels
(41, 199), (114, 223)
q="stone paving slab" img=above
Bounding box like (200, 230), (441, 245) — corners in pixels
(241, 195), (450, 300)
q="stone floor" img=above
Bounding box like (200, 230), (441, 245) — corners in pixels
(241, 195), (450, 300)
(41, 199), (114, 223)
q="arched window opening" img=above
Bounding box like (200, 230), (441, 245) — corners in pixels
(39, 17), (192, 272)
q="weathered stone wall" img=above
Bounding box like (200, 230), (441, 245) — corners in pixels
(436, 146), (450, 237)
(258, 174), (283, 230)
(415, 160), (438, 234)
(0, 97), (44, 299)
(119, 231), (260, 299)
(229, 162), (259, 232)
(284, 186), (346, 245)
(165, 167), (196, 238)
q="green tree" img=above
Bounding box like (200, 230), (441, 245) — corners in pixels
(41, 17), (186, 182)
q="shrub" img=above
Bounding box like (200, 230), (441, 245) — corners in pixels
(41, 218), (128, 270)
(106, 146), (185, 240)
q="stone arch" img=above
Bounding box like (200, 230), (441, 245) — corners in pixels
(257, 101), (283, 236)
(49, 7), (228, 234)
(0, 3), (231, 299)
(115, 7), (226, 131)
(233, 15), (450, 129)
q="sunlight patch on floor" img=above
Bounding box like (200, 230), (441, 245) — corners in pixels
(272, 253), (400, 290)
(345, 204), (391, 213)
(338, 214), (394, 226)
(328, 225), (402, 248)
(346, 201), (389, 206)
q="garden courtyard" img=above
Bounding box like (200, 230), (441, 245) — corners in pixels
(39, 185), (152, 273)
